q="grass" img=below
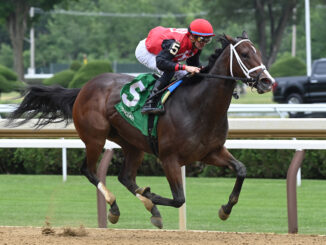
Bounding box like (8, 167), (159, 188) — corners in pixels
(231, 86), (275, 104)
(0, 175), (325, 235)
(0, 91), (22, 104)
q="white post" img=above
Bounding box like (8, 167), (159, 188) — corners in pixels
(305, 0), (312, 76)
(62, 138), (67, 182)
(28, 7), (35, 75)
(179, 166), (186, 230)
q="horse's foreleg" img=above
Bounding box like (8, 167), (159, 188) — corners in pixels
(203, 146), (246, 221)
(218, 165), (245, 220)
(81, 143), (120, 224)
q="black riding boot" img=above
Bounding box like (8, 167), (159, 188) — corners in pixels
(141, 82), (164, 115)
(141, 71), (175, 115)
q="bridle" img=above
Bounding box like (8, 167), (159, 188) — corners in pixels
(229, 39), (266, 86)
(196, 38), (273, 88)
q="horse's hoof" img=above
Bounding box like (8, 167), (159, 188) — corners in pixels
(150, 216), (163, 229)
(218, 206), (229, 221)
(108, 211), (120, 224)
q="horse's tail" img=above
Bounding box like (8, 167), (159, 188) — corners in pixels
(7, 84), (81, 128)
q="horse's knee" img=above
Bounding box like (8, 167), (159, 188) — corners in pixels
(173, 197), (185, 208)
(233, 160), (246, 178)
(238, 162), (246, 178)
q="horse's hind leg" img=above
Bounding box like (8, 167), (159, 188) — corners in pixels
(202, 146), (246, 221)
(118, 143), (162, 229)
(81, 142), (120, 224)
(137, 157), (186, 208)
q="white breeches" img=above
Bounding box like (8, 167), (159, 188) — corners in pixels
(135, 39), (187, 80)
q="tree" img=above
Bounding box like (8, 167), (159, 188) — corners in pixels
(206, 0), (300, 68)
(0, 0), (76, 81)
(33, 0), (208, 66)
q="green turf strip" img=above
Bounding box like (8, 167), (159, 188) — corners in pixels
(0, 175), (325, 235)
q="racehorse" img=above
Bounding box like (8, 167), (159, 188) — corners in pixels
(8, 32), (274, 229)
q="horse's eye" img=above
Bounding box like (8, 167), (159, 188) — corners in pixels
(241, 53), (249, 59)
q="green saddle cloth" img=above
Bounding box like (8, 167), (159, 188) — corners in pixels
(114, 73), (162, 137)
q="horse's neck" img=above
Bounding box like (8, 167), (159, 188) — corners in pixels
(195, 53), (236, 119)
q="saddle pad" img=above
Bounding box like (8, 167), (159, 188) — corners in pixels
(115, 73), (160, 137)
(115, 73), (184, 137)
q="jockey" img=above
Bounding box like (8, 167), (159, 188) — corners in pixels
(135, 18), (215, 114)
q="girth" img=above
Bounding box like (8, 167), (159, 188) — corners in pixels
(147, 114), (159, 157)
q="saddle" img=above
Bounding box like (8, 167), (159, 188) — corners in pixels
(115, 73), (185, 156)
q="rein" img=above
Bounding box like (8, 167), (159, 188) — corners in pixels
(194, 73), (257, 86)
(195, 39), (268, 88)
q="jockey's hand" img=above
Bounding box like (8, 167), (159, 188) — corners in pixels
(185, 65), (201, 75)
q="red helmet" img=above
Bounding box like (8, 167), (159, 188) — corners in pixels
(188, 19), (215, 36)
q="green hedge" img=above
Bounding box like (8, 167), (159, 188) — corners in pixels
(1, 148), (326, 179)
(0, 64), (17, 81)
(42, 60), (112, 88)
(43, 69), (75, 88)
(270, 56), (306, 77)
(68, 60), (113, 88)
(0, 65), (25, 93)
(0, 148), (85, 175)
(70, 60), (82, 71)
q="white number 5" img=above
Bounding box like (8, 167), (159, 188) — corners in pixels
(170, 42), (180, 56)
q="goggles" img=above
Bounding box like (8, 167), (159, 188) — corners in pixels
(194, 35), (212, 44)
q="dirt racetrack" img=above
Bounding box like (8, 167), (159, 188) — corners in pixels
(0, 226), (325, 245)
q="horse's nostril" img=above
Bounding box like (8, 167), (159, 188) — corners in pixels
(261, 78), (271, 85)
(257, 78), (273, 93)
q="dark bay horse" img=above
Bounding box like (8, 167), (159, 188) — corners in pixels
(8, 32), (274, 229)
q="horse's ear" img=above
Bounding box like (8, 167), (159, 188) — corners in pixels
(224, 34), (237, 45)
(242, 31), (249, 39)
(217, 34), (230, 48)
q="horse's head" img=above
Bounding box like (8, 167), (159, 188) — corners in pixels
(223, 31), (275, 94)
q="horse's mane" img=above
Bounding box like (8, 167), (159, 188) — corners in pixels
(182, 34), (231, 84)
(203, 34), (231, 72)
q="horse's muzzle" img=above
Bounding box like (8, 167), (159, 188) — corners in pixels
(256, 77), (274, 94)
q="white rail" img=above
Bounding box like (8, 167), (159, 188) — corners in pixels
(0, 138), (118, 182)
(0, 138), (324, 185)
(0, 104), (18, 113)
(228, 103), (326, 117)
(226, 139), (326, 150)
(228, 103), (326, 112)
(2, 104), (326, 118)
(0, 138), (119, 149)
